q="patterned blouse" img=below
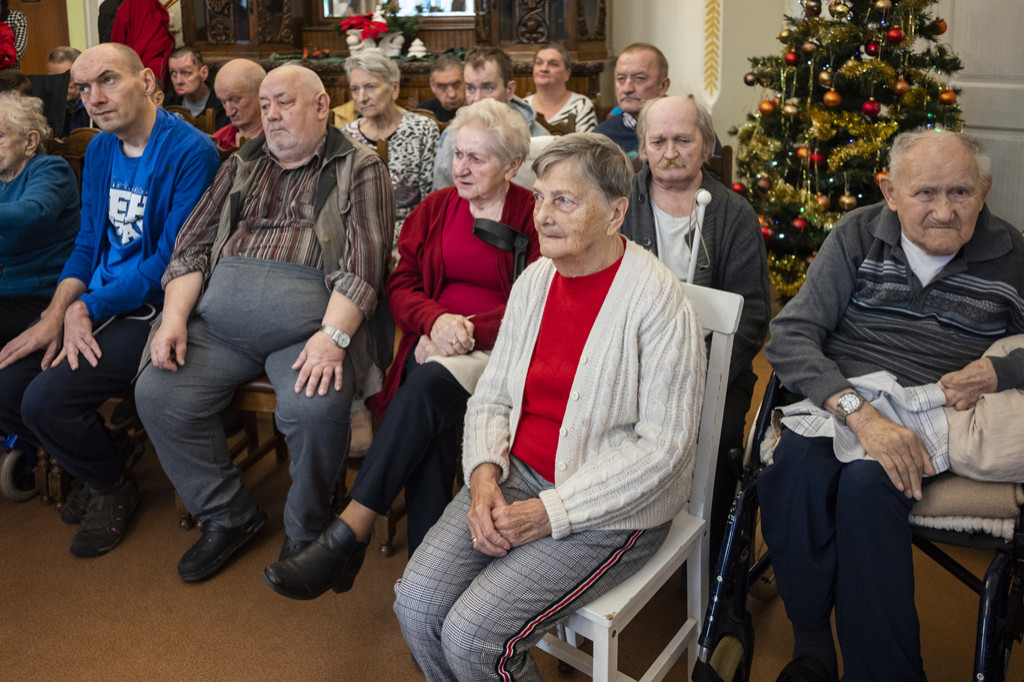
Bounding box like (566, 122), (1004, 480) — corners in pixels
(343, 110), (440, 243)
(526, 91), (597, 133)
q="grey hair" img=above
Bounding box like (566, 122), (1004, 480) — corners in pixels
(889, 127), (991, 185)
(532, 132), (633, 204)
(344, 48), (401, 86)
(448, 98), (530, 167)
(429, 54), (463, 78)
(0, 92), (51, 145)
(636, 94), (716, 162)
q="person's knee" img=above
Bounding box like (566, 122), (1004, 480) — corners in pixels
(439, 609), (492, 679)
(394, 575), (444, 640)
(837, 460), (913, 523)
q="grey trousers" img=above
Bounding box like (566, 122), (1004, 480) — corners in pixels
(394, 456), (670, 681)
(136, 259), (354, 540)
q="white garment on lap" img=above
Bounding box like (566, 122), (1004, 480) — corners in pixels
(900, 232), (955, 287)
(652, 200), (705, 280)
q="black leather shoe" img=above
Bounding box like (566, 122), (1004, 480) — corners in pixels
(262, 517), (368, 600)
(776, 655), (834, 682)
(177, 508), (267, 583)
(278, 535), (312, 562)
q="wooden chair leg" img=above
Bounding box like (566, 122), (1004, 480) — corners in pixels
(48, 460), (72, 507)
(35, 448), (52, 505)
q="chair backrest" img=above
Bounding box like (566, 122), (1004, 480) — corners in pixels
(702, 145), (733, 186)
(45, 126), (101, 191)
(535, 111), (577, 136)
(165, 105), (216, 134)
(679, 282), (743, 524)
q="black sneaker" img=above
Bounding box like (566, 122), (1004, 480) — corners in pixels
(59, 484), (94, 525)
(69, 475), (139, 558)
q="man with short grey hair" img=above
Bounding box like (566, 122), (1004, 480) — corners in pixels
(759, 128), (1024, 681)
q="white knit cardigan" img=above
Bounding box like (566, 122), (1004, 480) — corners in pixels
(462, 240), (707, 539)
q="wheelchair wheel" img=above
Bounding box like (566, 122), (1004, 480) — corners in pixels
(0, 448), (38, 502)
(708, 634), (750, 682)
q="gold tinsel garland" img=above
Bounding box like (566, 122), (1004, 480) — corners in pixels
(838, 60), (896, 86)
(827, 138), (887, 171)
(768, 253), (809, 298)
(808, 110), (900, 144)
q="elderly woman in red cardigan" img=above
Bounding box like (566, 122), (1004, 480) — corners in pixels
(263, 98), (541, 599)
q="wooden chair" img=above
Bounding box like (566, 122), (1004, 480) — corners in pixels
(46, 127), (100, 191)
(535, 112), (577, 136)
(703, 144), (733, 186)
(536, 283), (744, 682)
(165, 105), (216, 134)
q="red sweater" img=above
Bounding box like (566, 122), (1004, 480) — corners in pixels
(367, 183), (540, 416)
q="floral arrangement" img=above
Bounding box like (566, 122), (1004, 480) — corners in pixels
(337, 13), (389, 41)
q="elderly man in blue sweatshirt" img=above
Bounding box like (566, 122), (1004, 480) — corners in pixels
(0, 43), (219, 557)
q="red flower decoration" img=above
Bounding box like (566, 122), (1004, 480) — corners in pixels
(338, 13), (389, 41)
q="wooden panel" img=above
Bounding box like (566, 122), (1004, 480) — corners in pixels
(8, 0), (69, 74)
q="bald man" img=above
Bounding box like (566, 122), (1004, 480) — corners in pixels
(135, 64), (395, 583)
(212, 58), (266, 151)
(0, 43), (220, 558)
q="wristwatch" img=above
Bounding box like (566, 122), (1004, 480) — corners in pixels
(835, 391), (865, 425)
(319, 325), (351, 349)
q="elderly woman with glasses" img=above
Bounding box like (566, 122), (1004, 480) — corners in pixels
(0, 92), (80, 346)
(263, 98), (542, 600)
(341, 48), (439, 244)
(391, 132), (706, 681)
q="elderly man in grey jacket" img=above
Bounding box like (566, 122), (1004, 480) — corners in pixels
(621, 94), (770, 564)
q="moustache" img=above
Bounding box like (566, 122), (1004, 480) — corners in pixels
(657, 157), (685, 170)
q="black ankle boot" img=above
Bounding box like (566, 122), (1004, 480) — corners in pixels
(262, 517), (368, 600)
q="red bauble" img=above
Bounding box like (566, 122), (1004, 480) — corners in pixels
(938, 89), (958, 105)
(823, 89), (842, 107)
(731, 182), (746, 194)
(886, 27), (905, 44)
(759, 99), (777, 115)
(862, 98), (882, 118)
(934, 18), (948, 35)
(816, 193), (831, 209)
(804, 0), (822, 17)
(791, 217), (810, 233)
(785, 51), (801, 66)
(761, 225), (774, 241)
(865, 41), (881, 57)
(809, 150), (826, 166)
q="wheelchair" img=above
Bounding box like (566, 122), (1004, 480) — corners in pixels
(692, 373), (1024, 682)
(0, 432), (38, 502)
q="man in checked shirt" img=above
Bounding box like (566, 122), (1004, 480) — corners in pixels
(136, 64), (394, 583)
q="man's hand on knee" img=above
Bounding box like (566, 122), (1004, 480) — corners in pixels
(59, 301), (101, 371)
(847, 404), (935, 500)
(0, 315), (63, 371)
(150, 317), (189, 371)
(291, 332), (346, 397)
(940, 357), (998, 411)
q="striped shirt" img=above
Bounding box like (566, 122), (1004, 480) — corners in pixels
(164, 134), (390, 313)
(767, 203), (1024, 407)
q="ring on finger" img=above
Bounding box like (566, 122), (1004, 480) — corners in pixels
(471, 536), (478, 543)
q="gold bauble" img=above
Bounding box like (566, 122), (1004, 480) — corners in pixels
(782, 103), (800, 118)
(759, 99), (777, 115)
(938, 89), (958, 105)
(838, 193), (858, 211)
(829, 1), (850, 19)
(893, 77), (911, 95)
(823, 88), (843, 107)
(818, 69), (834, 87)
(873, 0), (892, 11)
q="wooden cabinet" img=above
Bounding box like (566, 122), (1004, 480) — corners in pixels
(181, 0), (308, 59)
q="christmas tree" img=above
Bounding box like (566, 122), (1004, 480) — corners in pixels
(732, 0), (963, 297)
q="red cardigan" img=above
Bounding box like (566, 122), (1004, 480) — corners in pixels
(367, 183), (540, 416)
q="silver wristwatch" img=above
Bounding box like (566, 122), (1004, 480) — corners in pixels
(835, 392), (865, 425)
(319, 325), (351, 349)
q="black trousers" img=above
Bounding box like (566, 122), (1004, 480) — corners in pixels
(350, 352), (470, 557)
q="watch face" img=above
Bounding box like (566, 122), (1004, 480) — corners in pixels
(840, 393), (861, 413)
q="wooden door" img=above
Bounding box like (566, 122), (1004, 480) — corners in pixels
(935, 0), (1024, 223)
(7, 0), (70, 74)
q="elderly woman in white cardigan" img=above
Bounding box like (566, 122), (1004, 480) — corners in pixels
(393, 132), (707, 682)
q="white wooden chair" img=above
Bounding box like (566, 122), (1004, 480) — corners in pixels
(536, 282), (744, 681)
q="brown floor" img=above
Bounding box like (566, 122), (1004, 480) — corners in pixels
(2, 358), (1022, 680)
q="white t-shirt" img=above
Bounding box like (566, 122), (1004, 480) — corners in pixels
(652, 199), (706, 281)
(900, 232), (955, 287)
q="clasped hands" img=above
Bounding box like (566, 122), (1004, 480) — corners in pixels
(414, 313), (476, 364)
(466, 463), (552, 557)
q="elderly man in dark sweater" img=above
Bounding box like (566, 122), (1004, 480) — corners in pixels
(759, 129), (1024, 682)
(620, 95), (769, 566)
